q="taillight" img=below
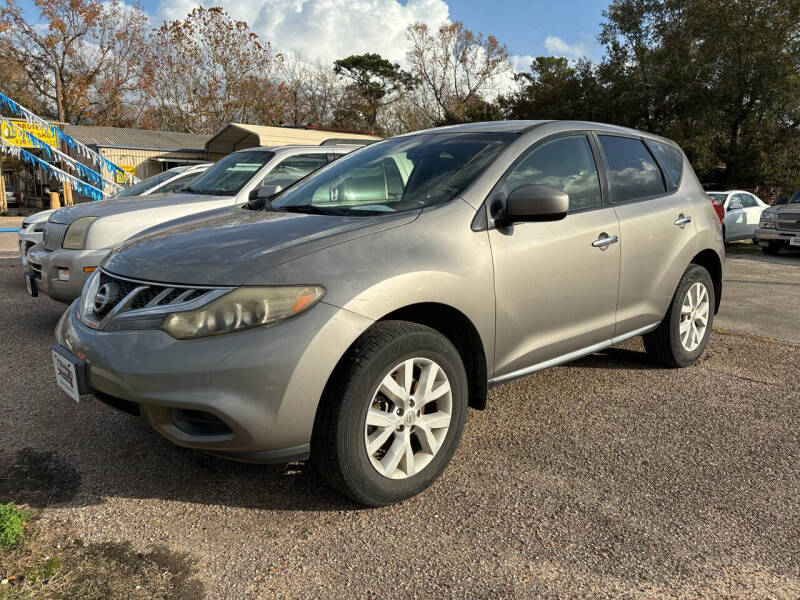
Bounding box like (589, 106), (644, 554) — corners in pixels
(708, 197), (724, 224)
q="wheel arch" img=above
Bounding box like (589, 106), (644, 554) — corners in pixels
(320, 302), (489, 412)
(690, 248), (723, 314)
(378, 303), (488, 410)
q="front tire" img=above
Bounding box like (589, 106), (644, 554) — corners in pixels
(762, 241), (780, 255)
(644, 264), (715, 368)
(312, 321), (468, 506)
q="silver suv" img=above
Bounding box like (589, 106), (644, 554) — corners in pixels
(53, 121), (724, 505)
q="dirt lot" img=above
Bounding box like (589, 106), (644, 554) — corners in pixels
(1, 225), (798, 598)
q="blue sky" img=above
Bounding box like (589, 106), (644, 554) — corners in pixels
(447, 0), (608, 62)
(17, 0), (610, 71)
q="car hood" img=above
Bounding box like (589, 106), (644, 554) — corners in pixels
(24, 208), (56, 224)
(49, 193), (227, 224)
(102, 208), (419, 286)
(769, 204), (800, 215)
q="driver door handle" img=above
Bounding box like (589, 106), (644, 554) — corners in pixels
(592, 233), (619, 249)
(674, 214), (692, 227)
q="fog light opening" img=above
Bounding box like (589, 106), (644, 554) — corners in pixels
(169, 409), (232, 436)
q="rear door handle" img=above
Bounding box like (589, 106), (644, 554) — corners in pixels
(592, 233), (619, 249)
(674, 214), (692, 227)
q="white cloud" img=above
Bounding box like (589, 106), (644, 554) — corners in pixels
(543, 35), (590, 59)
(509, 54), (535, 73)
(157, 0), (450, 65)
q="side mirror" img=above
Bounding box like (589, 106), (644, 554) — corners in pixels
(258, 183), (282, 199)
(247, 184), (283, 209)
(728, 201), (743, 211)
(499, 184), (569, 225)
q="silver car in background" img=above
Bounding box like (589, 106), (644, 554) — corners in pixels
(54, 121), (724, 506)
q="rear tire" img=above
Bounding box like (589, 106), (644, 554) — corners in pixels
(762, 242), (780, 255)
(312, 320), (468, 506)
(644, 264), (715, 368)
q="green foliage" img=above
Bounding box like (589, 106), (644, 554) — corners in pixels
(500, 0), (800, 194)
(334, 53), (417, 132)
(0, 503), (27, 548)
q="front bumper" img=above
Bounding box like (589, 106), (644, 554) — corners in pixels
(55, 298), (373, 462)
(27, 244), (109, 303)
(754, 227), (799, 246)
(17, 229), (43, 266)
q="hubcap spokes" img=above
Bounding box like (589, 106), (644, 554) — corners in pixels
(679, 282), (709, 352)
(364, 357), (452, 480)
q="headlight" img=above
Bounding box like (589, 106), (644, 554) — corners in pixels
(760, 212), (778, 229)
(63, 217), (98, 249)
(33, 222), (46, 232)
(160, 285), (325, 339)
(79, 269), (101, 323)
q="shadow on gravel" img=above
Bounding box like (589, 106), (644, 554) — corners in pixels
(570, 347), (658, 370)
(0, 448), (82, 507)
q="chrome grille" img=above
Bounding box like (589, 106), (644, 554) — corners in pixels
(778, 213), (800, 231)
(82, 270), (229, 331)
(43, 222), (69, 250)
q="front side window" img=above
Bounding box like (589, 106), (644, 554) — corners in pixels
(272, 133), (512, 215)
(500, 135), (603, 211)
(153, 170), (206, 194)
(258, 154), (329, 190)
(599, 135), (666, 202)
(185, 150), (275, 196)
(739, 194), (758, 208)
(648, 139), (684, 187)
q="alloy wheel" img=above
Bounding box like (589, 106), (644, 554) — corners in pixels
(364, 357), (452, 479)
(679, 282), (710, 352)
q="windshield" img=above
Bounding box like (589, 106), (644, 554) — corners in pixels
(114, 171), (176, 198)
(789, 188), (800, 204)
(271, 133), (513, 215)
(186, 151), (274, 196)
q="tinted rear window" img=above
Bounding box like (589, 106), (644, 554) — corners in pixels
(598, 135), (666, 202)
(648, 140), (683, 187)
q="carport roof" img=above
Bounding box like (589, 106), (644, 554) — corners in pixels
(205, 123), (380, 155)
(60, 124), (210, 151)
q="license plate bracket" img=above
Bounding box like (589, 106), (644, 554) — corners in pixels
(52, 345), (89, 402)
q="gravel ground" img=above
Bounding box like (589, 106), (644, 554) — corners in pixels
(1, 229), (799, 599)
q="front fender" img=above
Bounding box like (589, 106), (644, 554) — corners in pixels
(253, 200), (497, 376)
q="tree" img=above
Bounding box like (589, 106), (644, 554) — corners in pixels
(502, 0), (800, 191)
(333, 53), (415, 133)
(405, 21), (511, 126)
(143, 7), (283, 134)
(599, 0), (800, 187)
(498, 57), (606, 122)
(279, 54), (350, 128)
(0, 0), (149, 124)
